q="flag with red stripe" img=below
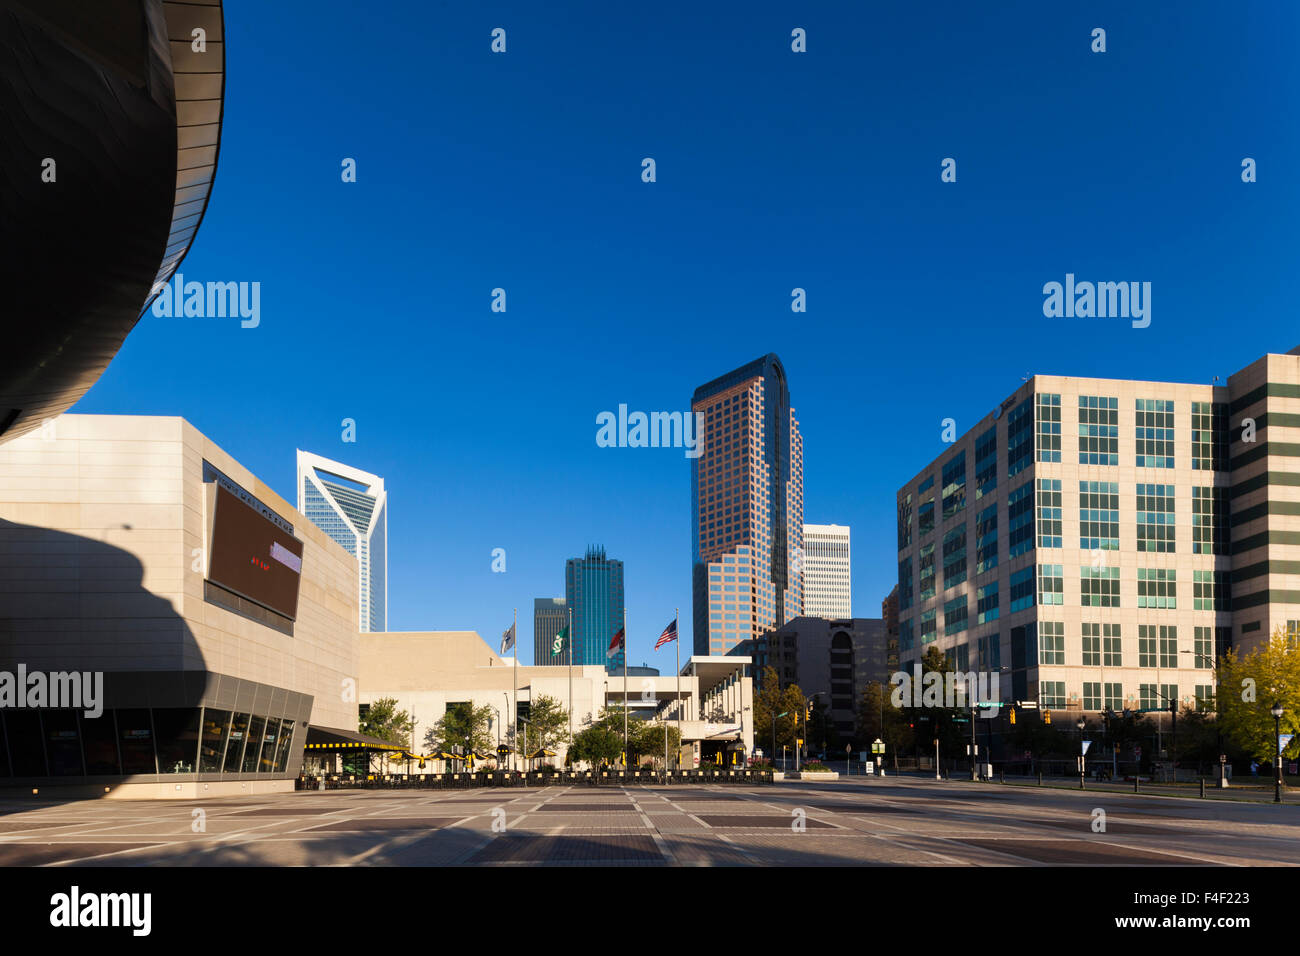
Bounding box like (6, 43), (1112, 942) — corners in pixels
(655, 618), (677, 650)
(607, 626), (625, 658)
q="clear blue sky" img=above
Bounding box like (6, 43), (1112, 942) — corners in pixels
(74, 1), (1300, 666)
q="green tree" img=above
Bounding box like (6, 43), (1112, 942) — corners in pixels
(426, 702), (495, 755)
(632, 720), (682, 767)
(569, 707), (629, 766)
(359, 697), (414, 748)
(856, 679), (913, 756)
(525, 694), (573, 754)
(1218, 627), (1300, 761)
(752, 666), (807, 758)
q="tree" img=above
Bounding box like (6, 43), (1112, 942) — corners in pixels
(569, 708), (627, 766)
(856, 680), (913, 756)
(752, 666), (807, 757)
(359, 697), (414, 748)
(525, 694), (572, 753)
(632, 720), (682, 767)
(425, 702), (495, 755)
(1218, 627), (1300, 761)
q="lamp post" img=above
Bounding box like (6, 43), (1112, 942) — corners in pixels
(1076, 716), (1087, 789)
(774, 711), (788, 771)
(1271, 703), (1284, 804)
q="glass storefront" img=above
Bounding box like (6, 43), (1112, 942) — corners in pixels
(0, 707), (300, 779)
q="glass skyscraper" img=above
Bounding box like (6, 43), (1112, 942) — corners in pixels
(566, 547), (625, 674)
(297, 450), (387, 632)
(691, 354), (804, 657)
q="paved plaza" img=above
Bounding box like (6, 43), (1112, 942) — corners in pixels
(0, 777), (1294, 867)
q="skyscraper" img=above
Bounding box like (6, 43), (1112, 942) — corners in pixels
(297, 450), (387, 632)
(803, 523), (852, 617)
(692, 354), (804, 656)
(566, 547), (625, 673)
(533, 597), (568, 665)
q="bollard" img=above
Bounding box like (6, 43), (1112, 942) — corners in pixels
(1037, 771), (1042, 787)
(999, 768), (1005, 785)
(1134, 774), (1140, 793)
(1200, 777), (1206, 798)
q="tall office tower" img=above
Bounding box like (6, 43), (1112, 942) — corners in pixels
(533, 597), (568, 666)
(894, 346), (1300, 724)
(566, 547), (625, 673)
(692, 354), (804, 656)
(803, 523), (852, 617)
(297, 451), (387, 632)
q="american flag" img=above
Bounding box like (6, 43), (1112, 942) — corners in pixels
(655, 618), (677, 650)
(606, 626), (625, 658)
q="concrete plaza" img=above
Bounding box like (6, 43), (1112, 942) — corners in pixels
(0, 777), (1295, 866)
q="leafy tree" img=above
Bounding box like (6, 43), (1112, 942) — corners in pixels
(899, 647), (966, 759)
(569, 712), (625, 766)
(632, 720), (682, 766)
(526, 694), (572, 753)
(856, 680), (913, 756)
(752, 666), (807, 757)
(359, 697), (414, 748)
(1218, 627), (1300, 761)
(425, 702), (495, 755)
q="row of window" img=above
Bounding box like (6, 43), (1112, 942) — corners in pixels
(1038, 681), (1215, 711)
(899, 398), (1232, 551)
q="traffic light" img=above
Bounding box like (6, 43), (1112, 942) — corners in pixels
(1043, 709), (1052, 725)
(806, 701), (814, 719)
(1008, 707), (1016, 726)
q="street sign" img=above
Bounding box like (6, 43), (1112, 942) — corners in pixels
(1280, 734), (1295, 753)
(1081, 740), (1092, 756)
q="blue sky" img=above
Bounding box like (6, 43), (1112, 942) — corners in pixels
(76, 1), (1300, 665)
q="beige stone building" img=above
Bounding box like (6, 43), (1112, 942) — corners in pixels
(895, 346), (1300, 733)
(359, 630), (754, 769)
(0, 415), (360, 797)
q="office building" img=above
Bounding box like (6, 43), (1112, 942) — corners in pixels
(691, 354), (804, 656)
(894, 346), (1300, 721)
(764, 616), (889, 742)
(1, 1), (225, 444)
(297, 451), (387, 632)
(802, 523), (852, 617)
(566, 547), (625, 673)
(533, 597), (568, 665)
(0, 416), (360, 797)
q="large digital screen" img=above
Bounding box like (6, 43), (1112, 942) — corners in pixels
(207, 484), (304, 620)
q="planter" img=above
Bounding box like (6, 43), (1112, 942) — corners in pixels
(785, 771), (839, 780)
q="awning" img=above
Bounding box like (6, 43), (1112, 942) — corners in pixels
(304, 725), (404, 752)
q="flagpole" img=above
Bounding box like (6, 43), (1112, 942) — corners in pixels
(567, 606), (573, 750)
(622, 607), (629, 773)
(512, 607), (517, 774)
(675, 607), (681, 772)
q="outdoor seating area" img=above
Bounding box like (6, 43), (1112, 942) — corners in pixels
(297, 768), (773, 790)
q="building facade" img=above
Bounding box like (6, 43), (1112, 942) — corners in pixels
(802, 523), (851, 617)
(565, 547), (625, 673)
(764, 616), (889, 742)
(691, 354), (804, 657)
(533, 597), (568, 665)
(297, 451), (387, 633)
(894, 347), (1300, 722)
(0, 416), (360, 797)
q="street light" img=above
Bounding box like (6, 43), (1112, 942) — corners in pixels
(1271, 703), (1284, 804)
(1077, 716), (1087, 789)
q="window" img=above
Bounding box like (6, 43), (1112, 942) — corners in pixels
(1081, 623), (1101, 666)
(898, 558), (913, 611)
(1136, 484), (1175, 553)
(1193, 627), (1213, 670)
(1080, 480), (1119, 551)
(918, 497), (935, 537)
(1160, 630), (1179, 668)
(942, 526), (968, 590)
(974, 425), (998, 499)
(1083, 682), (1101, 710)
(1191, 402), (1228, 472)
(919, 542), (936, 601)
(1192, 486), (1228, 556)
(1010, 566), (1036, 613)
(1078, 395), (1119, 465)
(944, 596), (968, 637)
(1161, 684), (1179, 709)
(1104, 682), (1124, 711)
(921, 609), (937, 644)
(975, 503), (998, 574)
(1139, 624), (1177, 668)
(942, 452), (967, 521)
(1036, 479), (1062, 548)
(900, 618), (914, 652)
(1008, 481), (1034, 558)
(1081, 566), (1120, 607)
(1139, 684), (1158, 709)
(1008, 400), (1034, 477)
(1040, 681), (1066, 708)
(1135, 399), (1175, 468)
(977, 581), (1000, 624)
(1036, 394), (1062, 462)
(1193, 569), (1230, 611)
(1038, 564), (1064, 605)
(897, 493), (913, 550)
(1039, 621), (1065, 665)
(978, 634), (1001, 670)
(1137, 568), (1176, 609)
